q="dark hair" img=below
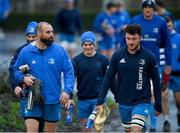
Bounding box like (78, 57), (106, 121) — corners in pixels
(106, 2), (116, 9)
(156, 0), (164, 7)
(165, 16), (172, 23)
(114, 1), (122, 8)
(124, 24), (142, 35)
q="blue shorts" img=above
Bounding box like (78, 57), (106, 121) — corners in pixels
(169, 76), (180, 92)
(119, 103), (150, 128)
(77, 99), (97, 119)
(59, 33), (76, 43)
(20, 98), (61, 122)
(98, 39), (113, 50)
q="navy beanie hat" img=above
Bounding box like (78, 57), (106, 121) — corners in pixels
(25, 21), (38, 35)
(81, 31), (96, 46)
(142, 0), (156, 8)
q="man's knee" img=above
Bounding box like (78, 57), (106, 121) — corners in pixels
(131, 125), (142, 132)
(44, 121), (58, 132)
(25, 119), (39, 132)
(122, 122), (131, 132)
(131, 115), (146, 132)
(162, 89), (169, 99)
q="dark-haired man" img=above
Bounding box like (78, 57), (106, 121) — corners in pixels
(96, 24), (162, 132)
(13, 22), (74, 132)
(93, 1), (116, 58)
(8, 21), (45, 132)
(132, 0), (172, 131)
(155, 0), (175, 21)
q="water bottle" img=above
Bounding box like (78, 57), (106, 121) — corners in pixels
(85, 110), (97, 128)
(66, 104), (74, 125)
(27, 90), (33, 110)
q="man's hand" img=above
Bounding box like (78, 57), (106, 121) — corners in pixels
(106, 28), (115, 37)
(96, 104), (106, 112)
(23, 76), (35, 87)
(60, 92), (70, 105)
(164, 65), (171, 75)
(154, 110), (161, 116)
(14, 86), (22, 96)
(65, 99), (75, 109)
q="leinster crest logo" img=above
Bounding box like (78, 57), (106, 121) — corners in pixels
(139, 59), (145, 65)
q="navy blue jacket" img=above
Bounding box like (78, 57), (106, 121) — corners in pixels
(97, 46), (162, 113)
(55, 8), (82, 35)
(9, 43), (28, 90)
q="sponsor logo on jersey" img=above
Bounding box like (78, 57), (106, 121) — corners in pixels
(141, 34), (157, 42)
(144, 34), (149, 38)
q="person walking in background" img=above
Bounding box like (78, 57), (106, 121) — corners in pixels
(0, 0), (10, 39)
(13, 22), (75, 132)
(96, 24), (162, 132)
(72, 31), (116, 132)
(93, 1), (116, 58)
(9, 21), (38, 92)
(165, 16), (180, 131)
(54, 0), (82, 58)
(155, 0), (175, 22)
(132, 0), (172, 131)
(174, 19), (180, 34)
(113, 0), (131, 49)
(8, 21), (44, 132)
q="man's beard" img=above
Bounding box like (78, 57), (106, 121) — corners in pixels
(27, 40), (35, 43)
(40, 37), (54, 46)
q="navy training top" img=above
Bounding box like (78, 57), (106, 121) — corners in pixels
(97, 46), (162, 112)
(72, 52), (116, 100)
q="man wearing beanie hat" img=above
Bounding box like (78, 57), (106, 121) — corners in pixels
(132, 0), (172, 132)
(81, 31), (96, 47)
(23, 21), (37, 43)
(9, 21), (44, 132)
(9, 21), (38, 92)
(69, 31), (117, 132)
(142, 0), (156, 9)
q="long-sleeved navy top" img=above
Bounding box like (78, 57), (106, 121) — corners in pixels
(97, 46), (162, 113)
(9, 43), (28, 90)
(72, 52), (117, 100)
(55, 8), (82, 35)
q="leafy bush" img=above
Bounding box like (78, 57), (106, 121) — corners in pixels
(0, 93), (25, 131)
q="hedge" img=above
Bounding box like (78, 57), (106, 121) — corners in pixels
(3, 9), (180, 31)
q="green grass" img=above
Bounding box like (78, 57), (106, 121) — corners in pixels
(106, 96), (117, 108)
(0, 99), (25, 131)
